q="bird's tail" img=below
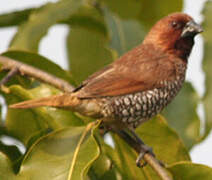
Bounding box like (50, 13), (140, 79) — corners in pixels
(9, 93), (81, 109)
(9, 93), (101, 118)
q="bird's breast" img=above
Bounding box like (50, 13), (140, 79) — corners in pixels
(99, 75), (185, 129)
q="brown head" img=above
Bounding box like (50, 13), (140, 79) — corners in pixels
(143, 13), (203, 60)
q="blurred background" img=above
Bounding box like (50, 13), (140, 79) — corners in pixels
(0, 0), (211, 167)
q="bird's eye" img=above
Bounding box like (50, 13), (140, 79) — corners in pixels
(171, 21), (178, 28)
(171, 21), (181, 29)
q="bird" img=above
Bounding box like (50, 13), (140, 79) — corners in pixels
(10, 12), (203, 166)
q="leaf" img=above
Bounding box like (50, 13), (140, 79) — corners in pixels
(0, 105), (2, 124)
(17, 122), (100, 180)
(64, 4), (108, 37)
(9, 0), (83, 52)
(202, 1), (212, 139)
(100, 116), (190, 179)
(104, 9), (145, 56)
(2, 51), (75, 85)
(29, 84), (84, 127)
(0, 141), (22, 164)
(88, 152), (120, 180)
(136, 115), (190, 164)
(101, 0), (143, 19)
(168, 162), (212, 180)
(4, 85), (61, 145)
(138, 0), (183, 29)
(67, 12), (114, 83)
(0, 8), (34, 27)
(162, 82), (201, 149)
(0, 122), (100, 180)
(105, 135), (147, 180)
(0, 152), (16, 180)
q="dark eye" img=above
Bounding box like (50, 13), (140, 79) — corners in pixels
(171, 21), (181, 29)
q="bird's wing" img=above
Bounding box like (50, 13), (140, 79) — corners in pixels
(76, 45), (177, 98)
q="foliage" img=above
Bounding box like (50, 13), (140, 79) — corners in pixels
(0, 0), (212, 179)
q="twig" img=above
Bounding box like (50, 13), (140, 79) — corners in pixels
(0, 55), (74, 92)
(115, 130), (172, 180)
(0, 67), (18, 86)
(143, 154), (171, 180)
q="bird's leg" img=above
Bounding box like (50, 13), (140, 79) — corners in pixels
(117, 128), (156, 167)
(112, 127), (154, 167)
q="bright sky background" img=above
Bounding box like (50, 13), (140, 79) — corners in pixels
(0, 0), (211, 167)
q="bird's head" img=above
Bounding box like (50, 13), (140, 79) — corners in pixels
(143, 13), (203, 60)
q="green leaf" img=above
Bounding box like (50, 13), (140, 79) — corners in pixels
(2, 51), (75, 85)
(0, 152), (16, 180)
(0, 122), (100, 180)
(105, 135), (147, 180)
(168, 162), (212, 180)
(0, 105), (2, 124)
(4, 85), (61, 145)
(202, 1), (212, 139)
(17, 122), (100, 180)
(138, 0), (183, 29)
(136, 115), (190, 164)
(0, 8), (34, 27)
(67, 22), (114, 84)
(0, 141), (22, 164)
(88, 152), (119, 180)
(100, 116), (190, 179)
(104, 9), (145, 56)
(102, 0), (143, 19)
(9, 0), (83, 52)
(0, 141), (23, 173)
(162, 82), (201, 149)
(65, 4), (108, 37)
(29, 84), (84, 127)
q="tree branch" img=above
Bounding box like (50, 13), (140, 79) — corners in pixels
(0, 55), (74, 92)
(0, 67), (19, 86)
(115, 130), (172, 180)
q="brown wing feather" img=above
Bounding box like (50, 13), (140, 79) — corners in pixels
(76, 44), (177, 98)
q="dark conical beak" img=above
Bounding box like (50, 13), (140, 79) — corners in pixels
(181, 20), (203, 38)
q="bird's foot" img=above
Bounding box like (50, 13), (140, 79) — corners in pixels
(136, 144), (165, 167)
(136, 144), (154, 167)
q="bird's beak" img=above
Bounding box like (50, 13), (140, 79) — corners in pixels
(181, 20), (203, 38)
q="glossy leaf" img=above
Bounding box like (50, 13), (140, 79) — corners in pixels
(168, 162), (212, 180)
(0, 8), (34, 27)
(67, 10), (114, 83)
(17, 122), (100, 180)
(9, 0), (83, 52)
(104, 9), (145, 56)
(65, 5), (108, 37)
(138, 0), (183, 29)
(202, 1), (212, 139)
(0, 152), (16, 180)
(106, 135), (147, 180)
(88, 153), (119, 180)
(0, 122), (100, 180)
(102, 0), (142, 19)
(0, 142), (22, 164)
(136, 115), (190, 164)
(29, 84), (84, 127)
(162, 82), (201, 149)
(0, 105), (2, 123)
(99, 115), (189, 179)
(4, 85), (60, 145)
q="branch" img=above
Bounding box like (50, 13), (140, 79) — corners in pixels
(0, 67), (18, 86)
(115, 130), (172, 180)
(0, 55), (74, 92)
